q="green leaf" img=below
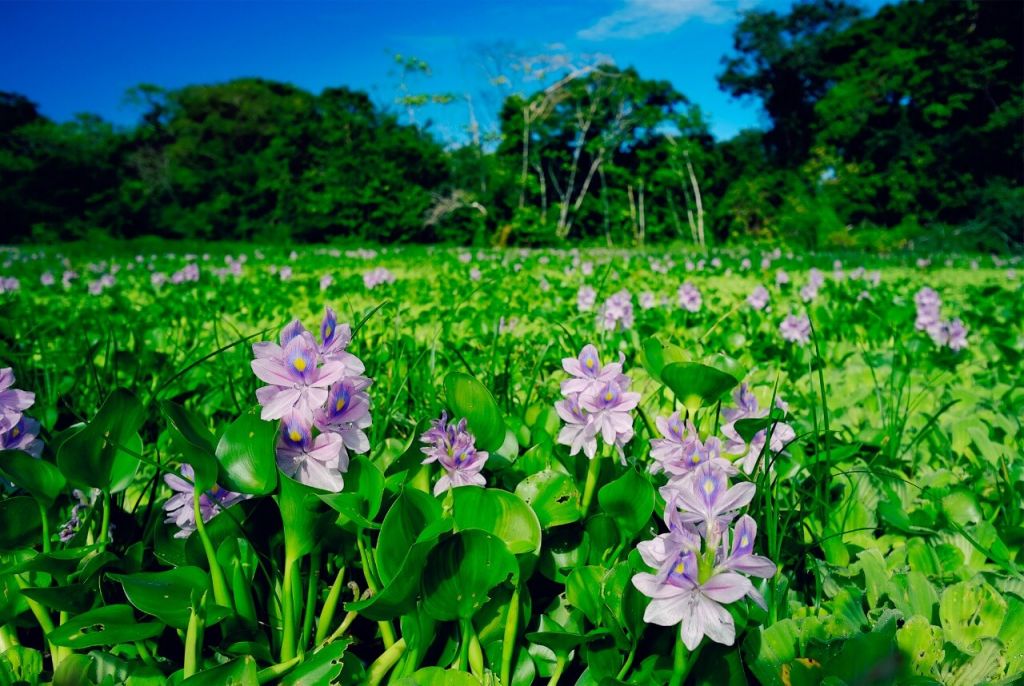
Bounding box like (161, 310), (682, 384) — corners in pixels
(566, 566), (604, 624)
(444, 372), (506, 452)
(598, 468), (654, 540)
(640, 337), (687, 383)
(376, 488), (442, 585)
(421, 530), (517, 621)
(660, 362), (739, 412)
(47, 604), (164, 648)
(56, 389), (145, 493)
(215, 410), (278, 495)
(0, 496), (41, 551)
(160, 400), (219, 490)
(279, 639), (350, 685)
(514, 470), (581, 529)
(109, 566), (210, 629)
(0, 646), (43, 686)
(938, 579), (1006, 653)
(733, 409), (787, 443)
(0, 451), (66, 506)
(452, 487), (541, 555)
(276, 472), (324, 560)
(19, 583), (94, 613)
(318, 455), (385, 529)
(181, 656), (259, 685)
(895, 615), (944, 679)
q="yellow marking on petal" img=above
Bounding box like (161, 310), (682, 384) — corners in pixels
(10, 427), (19, 438)
(674, 560), (686, 574)
(585, 358), (595, 368)
(691, 454), (700, 463)
(293, 357), (307, 372)
(604, 391), (613, 401)
(325, 324), (333, 338)
(289, 430), (301, 442)
(740, 536), (749, 547)
(335, 397), (346, 411)
(703, 479), (715, 495)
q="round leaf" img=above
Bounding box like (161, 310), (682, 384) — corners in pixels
(47, 604), (164, 648)
(0, 451), (66, 506)
(109, 566), (210, 629)
(514, 470), (581, 528)
(421, 530), (517, 621)
(453, 487), (541, 555)
(215, 410), (278, 495)
(443, 372), (506, 452)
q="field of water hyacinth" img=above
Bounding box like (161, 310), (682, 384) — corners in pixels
(0, 242), (1021, 686)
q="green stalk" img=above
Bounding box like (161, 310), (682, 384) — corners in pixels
(299, 549), (321, 653)
(315, 566), (346, 645)
(500, 584), (520, 685)
(669, 638), (686, 686)
(357, 533), (396, 648)
(366, 637), (407, 686)
(14, 576), (58, 670)
(580, 450), (603, 514)
(257, 656), (302, 684)
(98, 490), (111, 546)
(0, 625), (18, 652)
(37, 501), (50, 553)
(280, 553), (299, 662)
(547, 653), (568, 686)
(191, 489), (232, 610)
(183, 599), (205, 678)
(456, 618), (471, 672)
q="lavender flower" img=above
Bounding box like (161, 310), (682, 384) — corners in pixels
(677, 282), (702, 313)
(560, 344), (628, 399)
(557, 345), (637, 461)
(599, 289), (634, 331)
(639, 291), (656, 310)
(555, 394), (597, 459)
(315, 376), (372, 456)
(0, 368), (35, 434)
(720, 384), (796, 474)
(779, 313), (811, 346)
(746, 286), (769, 311)
(363, 267), (396, 289)
(276, 413), (347, 491)
(0, 416), (43, 457)
(420, 412), (489, 495)
(579, 382), (640, 451)
(251, 327), (346, 421)
(163, 464), (249, 538)
(577, 285), (596, 312)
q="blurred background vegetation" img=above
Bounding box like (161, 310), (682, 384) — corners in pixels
(1, 0), (1021, 250)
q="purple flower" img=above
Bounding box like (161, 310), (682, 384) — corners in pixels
(930, 318), (969, 351)
(319, 274), (333, 291)
(720, 515), (776, 580)
(252, 330), (346, 421)
(663, 463), (756, 535)
(779, 314), (811, 346)
(315, 376), (372, 455)
(649, 413), (697, 474)
(0, 416), (43, 458)
(40, 272), (55, 287)
(677, 282), (702, 313)
(363, 267), (396, 290)
(639, 291), (656, 310)
(721, 384), (795, 474)
(163, 464), (249, 538)
(775, 270), (790, 286)
(277, 413), (348, 491)
(560, 344), (628, 399)
(577, 285), (596, 312)
(420, 413), (489, 495)
(746, 286), (769, 311)
(0, 368), (35, 434)
(914, 287), (942, 332)
(580, 381), (640, 450)
(599, 289), (634, 331)
(555, 394), (597, 459)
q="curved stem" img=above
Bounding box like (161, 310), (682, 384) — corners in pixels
(314, 565), (345, 645)
(280, 554), (298, 662)
(580, 450), (603, 514)
(98, 490), (111, 546)
(366, 637), (406, 686)
(299, 549), (320, 653)
(500, 584), (520, 685)
(547, 653), (567, 686)
(37, 501), (50, 553)
(183, 599), (205, 678)
(357, 534), (396, 648)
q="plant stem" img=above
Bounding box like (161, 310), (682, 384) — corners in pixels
(617, 642), (637, 680)
(314, 565), (345, 645)
(15, 576), (58, 670)
(183, 599), (205, 678)
(37, 501), (50, 553)
(299, 549), (320, 653)
(257, 656), (301, 684)
(357, 533), (396, 648)
(191, 489), (232, 610)
(547, 653), (567, 686)
(98, 490), (111, 546)
(669, 639), (702, 686)
(366, 637), (406, 686)
(280, 554), (298, 662)
(500, 584), (520, 685)
(580, 450), (603, 514)
(0, 625), (17, 652)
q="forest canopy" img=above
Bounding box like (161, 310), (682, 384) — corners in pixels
(1, 0), (1021, 249)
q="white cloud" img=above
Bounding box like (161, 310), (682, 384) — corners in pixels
(578, 0), (743, 41)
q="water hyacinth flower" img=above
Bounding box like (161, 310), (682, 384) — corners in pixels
(560, 344), (628, 398)
(363, 267), (396, 289)
(555, 394), (597, 459)
(599, 289), (634, 331)
(319, 274), (333, 291)
(0, 368), (35, 434)
(779, 313), (811, 346)
(746, 286), (769, 311)
(315, 376), (372, 456)
(720, 384), (796, 474)
(639, 291), (656, 310)
(252, 331), (345, 421)
(59, 488), (97, 543)
(580, 381), (640, 450)
(276, 413), (347, 491)
(40, 272), (55, 286)
(677, 281), (702, 313)
(557, 344), (637, 460)
(577, 285), (596, 312)
(163, 464), (249, 538)
(633, 465), (775, 650)
(914, 287), (942, 332)
(0, 416), (43, 458)
(420, 412), (489, 495)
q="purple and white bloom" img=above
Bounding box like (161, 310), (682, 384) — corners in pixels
(469, 267), (482, 282)
(315, 376), (372, 456)
(719, 515), (777, 580)
(914, 287), (942, 332)
(560, 344), (628, 399)
(252, 329), (346, 421)
(577, 285), (596, 312)
(580, 381), (640, 452)
(40, 272), (55, 287)
(599, 289), (634, 331)
(666, 463), (756, 535)
(639, 291), (656, 310)
(555, 394), (597, 459)
(319, 307), (364, 375)
(649, 413), (698, 475)
(799, 283), (819, 302)
(779, 314), (811, 346)
(677, 282), (702, 313)
(930, 318), (969, 351)
(319, 274), (333, 291)
(0, 416), (43, 458)
(746, 286), (769, 311)
(59, 488), (97, 542)
(363, 267), (396, 289)
(420, 412), (489, 495)
(163, 464), (249, 538)
(279, 266), (293, 281)
(276, 414), (347, 491)
(775, 270), (790, 286)
(0, 368), (35, 434)
(720, 384), (796, 473)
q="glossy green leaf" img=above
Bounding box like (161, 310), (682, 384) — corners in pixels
(452, 487), (541, 555)
(279, 639), (350, 685)
(276, 471), (324, 559)
(56, 388), (145, 492)
(598, 468), (654, 540)
(181, 656), (258, 685)
(660, 362), (739, 412)
(215, 410), (278, 495)
(938, 579), (1005, 653)
(393, 667), (481, 686)
(160, 400), (219, 489)
(19, 583), (94, 613)
(318, 455), (385, 529)
(376, 487), (442, 584)
(0, 451), (66, 506)
(421, 530), (517, 621)
(0, 496), (41, 551)
(47, 604), (164, 648)
(109, 566), (210, 629)
(444, 372), (506, 452)
(515, 470), (581, 528)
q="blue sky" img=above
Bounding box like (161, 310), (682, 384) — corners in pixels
(0, 0), (885, 142)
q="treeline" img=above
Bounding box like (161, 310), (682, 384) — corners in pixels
(1, 0), (1021, 248)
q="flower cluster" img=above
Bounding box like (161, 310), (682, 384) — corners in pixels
(555, 345), (639, 461)
(779, 313), (811, 345)
(599, 289), (635, 331)
(163, 464), (249, 538)
(633, 463), (776, 650)
(914, 287), (968, 350)
(363, 267), (396, 290)
(420, 412), (490, 495)
(251, 307), (372, 491)
(677, 281), (702, 313)
(0, 368), (42, 458)
(746, 285), (770, 311)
